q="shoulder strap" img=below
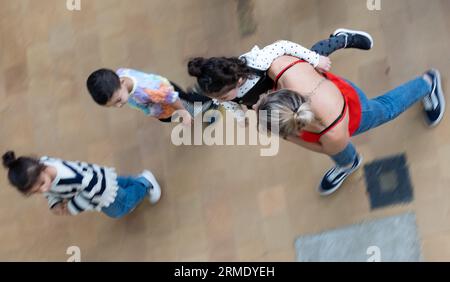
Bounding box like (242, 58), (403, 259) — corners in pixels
(273, 60), (304, 90)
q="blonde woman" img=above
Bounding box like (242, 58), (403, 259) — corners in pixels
(256, 55), (444, 195)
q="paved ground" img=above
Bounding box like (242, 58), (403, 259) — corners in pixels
(1, 0), (450, 261)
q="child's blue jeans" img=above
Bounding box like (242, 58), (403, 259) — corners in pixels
(102, 176), (151, 218)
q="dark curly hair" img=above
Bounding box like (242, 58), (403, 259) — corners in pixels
(187, 57), (255, 97)
(2, 151), (46, 194)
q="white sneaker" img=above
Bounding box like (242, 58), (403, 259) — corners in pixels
(140, 170), (161, 204)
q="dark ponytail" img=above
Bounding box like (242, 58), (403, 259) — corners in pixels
(187, 57), (254, 97)
(2, 151), (16, 168)
(187, 58), (205, 77)
(2, 151), (45, 194)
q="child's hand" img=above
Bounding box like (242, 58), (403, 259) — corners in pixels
(51, 202), (70, 216)
(316, 56), (331, 72)
(51, 203), (65, 216)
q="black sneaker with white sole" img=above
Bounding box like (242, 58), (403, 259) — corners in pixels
(318, 154), (363, 196)
(422, 69), (445, 127)
(332, 28), (374, 50)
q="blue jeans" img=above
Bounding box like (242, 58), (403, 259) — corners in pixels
(331, 76), (431, 166)
(102, 176), (151, 218)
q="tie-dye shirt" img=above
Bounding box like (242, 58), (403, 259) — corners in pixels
(116, 68), (179, 119)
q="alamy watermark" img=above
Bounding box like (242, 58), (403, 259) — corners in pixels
(66, 246), (81, 262)
(367, 0), (381, 11)
(66, 0), (81, 11)
(170, 104), (280, 157)
(366, 246), (381, 262)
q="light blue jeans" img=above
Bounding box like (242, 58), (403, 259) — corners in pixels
(102, 176), (151, 218)
(331, 76), (431, 166)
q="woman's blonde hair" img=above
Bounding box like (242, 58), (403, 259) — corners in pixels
(257, 89), (315, 138)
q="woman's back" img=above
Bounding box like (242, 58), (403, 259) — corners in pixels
(268, 55), (348, 134)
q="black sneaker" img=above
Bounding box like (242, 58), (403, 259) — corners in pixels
(332, 28), (374, 50)
(422, 69), (445, 127)
(318, 154), (363, 196)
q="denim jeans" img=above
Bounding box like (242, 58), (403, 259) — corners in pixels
(102, 176), (151, 218)
(331, 76), (431, 166)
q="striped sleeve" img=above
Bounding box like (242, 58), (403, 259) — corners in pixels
(67, 193), (94, 215)
(45, 193), (63, 209)
(66, 163), (107, 215)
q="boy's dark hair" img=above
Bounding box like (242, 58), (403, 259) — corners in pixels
(86, 68), (121, 105)
(2, 151), (46, 194)
(187, 57), (254, 97)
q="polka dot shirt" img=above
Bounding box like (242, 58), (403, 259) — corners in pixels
(238, 40), (320, 97)
(217, 40), (320, 121)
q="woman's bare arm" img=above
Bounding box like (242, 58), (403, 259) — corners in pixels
(318, 125), (351, 156)
(286, 130), (351, 157)
(285, 135), (325, 153)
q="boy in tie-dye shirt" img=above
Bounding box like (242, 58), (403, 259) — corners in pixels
(86, 68), (211, 124)
(117, 68), (183, 120)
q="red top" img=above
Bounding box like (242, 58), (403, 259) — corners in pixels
(273, 60), (362, 143)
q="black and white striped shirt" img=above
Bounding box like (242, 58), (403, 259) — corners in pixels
(41, 157), (119, 215)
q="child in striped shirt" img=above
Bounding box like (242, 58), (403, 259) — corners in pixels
(2, 151), (161, 218)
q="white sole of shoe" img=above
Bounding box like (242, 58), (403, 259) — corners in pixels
(141, 170), (162, 204)
(427, 69), (446, 128)
(318, 155), (363, 196)
(332, 28), (374, 49)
